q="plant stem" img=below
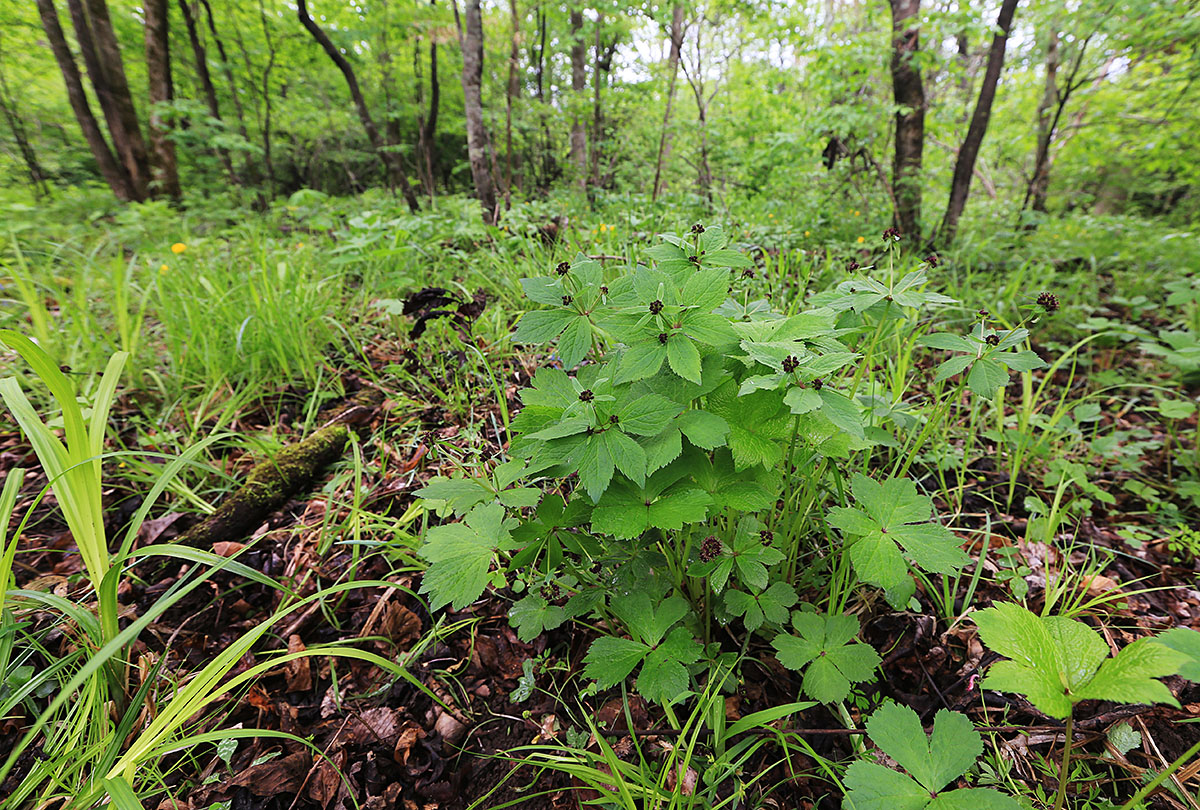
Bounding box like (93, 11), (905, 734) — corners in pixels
(1052, 713), (1073, 810)
(1119, 737), (1200, 810)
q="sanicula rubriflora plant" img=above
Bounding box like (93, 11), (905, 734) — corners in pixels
(413, 228), (1037, 705)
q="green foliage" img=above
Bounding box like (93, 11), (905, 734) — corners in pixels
(827, 474), (968, 608)
(582, 594), (703, 705)
(974, 602), (1187, 719)
(843, 703), (1020, 810)
(919, 324), (1047, 398)
(772, 611), (879, 703)
(418, 501), (516, 611)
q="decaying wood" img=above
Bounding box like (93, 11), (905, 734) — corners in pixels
(178, 389), (381, 548)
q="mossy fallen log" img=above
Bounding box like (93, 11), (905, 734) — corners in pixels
(177, 390), (381, 548)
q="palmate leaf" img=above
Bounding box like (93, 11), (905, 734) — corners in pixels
(723, 582), (797, 632)
(974, 603), (1186, 718)
(419, 502), (515, 611)
(707, 379), (792, 471)
(591, 464), (711, 539)
(582, 593), (702, 705)
(772, 612), (880, 703)
(842, 704), (1019, 810)
(827, 474), (967, 608)
(508, 593), (569, 642)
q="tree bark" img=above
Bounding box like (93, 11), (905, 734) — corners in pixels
(34, 0), (137, 200)
(888, 0), (925, 239)
(652, 4), (684, 201)
(936, 0), (1019, 248)
(144, 0), (181, 198)
(569, 7), (587, 191)
(67, 0), (152, 199)
(0, 36), (51, 196)
(1026, 29), (1058, 215)
(297, 0), (419, 211)
(454, 0), (498, 223)
(177, 0), (237, 183)
(504, 0), (520, 205)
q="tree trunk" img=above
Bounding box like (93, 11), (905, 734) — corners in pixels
(67, 0), (152, 199)
(569, 7), (587, 191)
(888, 0), (925, 239)
(504, 0), (520, 205)
(936, 0), (1019, 248)
(652, 4), (684, 201)
(297, 0), (419, 211)
(198, 0), (250, 146)
(0, 37), (51, 197)
(1026, 29), (1058, 215)
(454, 0), (498, 223)
(144, 0), (181, 199)
(177, 0), (237, 183)
(34, 0), (137, 200)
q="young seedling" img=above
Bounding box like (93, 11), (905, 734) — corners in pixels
(974, 603), (1190, 810)
(843, 702), (1020, 810)
(772, 611), (880, 704)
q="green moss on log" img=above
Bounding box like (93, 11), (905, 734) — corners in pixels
(178, 423), (349, 548)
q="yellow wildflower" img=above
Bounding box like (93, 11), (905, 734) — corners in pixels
(804, 230), (810, 237)
(171, 242), (187, 254)
(856, 236), (865, 243)
(160, 264), (169, 273)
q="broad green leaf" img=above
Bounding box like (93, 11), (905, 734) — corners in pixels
(617, 341), (668, 384)
(1154, 627), (1200, 680)
(842, 762), (930, 810)
(512, 308), (573, 344)
(667, 335), (703, 384)
(509, 593), (568, 642)
(557, 316), (594, 369)
(676, 409), (729, 449)
(583, 636), (647, 689)
(420, 502), (512, 610)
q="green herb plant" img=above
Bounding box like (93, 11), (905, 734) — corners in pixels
(973, 602), (1195, 810)
(415, 228), (991, 713)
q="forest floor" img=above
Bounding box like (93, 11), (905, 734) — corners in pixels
(0, 191), (1198, 810)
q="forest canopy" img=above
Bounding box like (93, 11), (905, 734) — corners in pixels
(2, 0), (1198, 231)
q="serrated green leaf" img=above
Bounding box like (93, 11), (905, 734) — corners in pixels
(667, 336), (703, 384)
(682, 312), (738, 346)
(419, 502), (511, 610)
(509, 594), (568, 642)
(967, 358), (1009, 397)
(818, 388), (864, 438)
(1074, 638), (1184, 707)
(557, 316), (593, 369)
(512, 308), (573, 344)
(583, 636), (648, 689)
(676, 409), (729, 449)
(866, 704), (982, 792)
(619, 394), (681, 436)
(617, 341), (668, 384)
(575, 435), (615, 502)
(602, 429), (647, 487)
(683, 268), (731, 311)
(773, 612), (879, 703)
(843, 761), (930, 810)
(935, 355), (974, 382)
(521, 275), (569, 306)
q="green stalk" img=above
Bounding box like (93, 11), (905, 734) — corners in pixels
(1119, 737), (1200, 810)
(1052, 713), (1073, 810)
